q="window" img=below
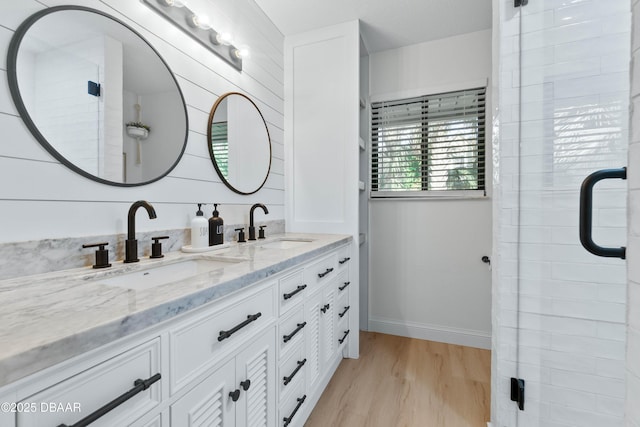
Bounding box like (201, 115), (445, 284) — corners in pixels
(210, 121), (229, 176)
(371, 87), (486, 197)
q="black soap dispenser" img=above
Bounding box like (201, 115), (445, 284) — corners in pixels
(209, 203), (224, 246)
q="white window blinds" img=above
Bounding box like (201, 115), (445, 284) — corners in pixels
(371, 87), (486, 196)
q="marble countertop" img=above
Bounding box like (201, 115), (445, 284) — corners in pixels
(0, 233), (351, 387)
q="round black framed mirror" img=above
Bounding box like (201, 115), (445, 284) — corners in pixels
(7, 6), (189, 186)
(207, 92), (272, 195)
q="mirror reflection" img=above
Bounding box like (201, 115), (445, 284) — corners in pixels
(208, 92), (271, 194)
(8, 7), (188, 186)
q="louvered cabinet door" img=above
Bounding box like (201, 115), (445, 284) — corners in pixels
(236, 327), (276, 427)
(170, 359), (236, 427)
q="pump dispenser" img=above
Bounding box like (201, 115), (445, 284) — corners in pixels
(209, 203), (224, 246)
(191, 203), (208, 249)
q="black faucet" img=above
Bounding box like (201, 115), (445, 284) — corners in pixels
(248, 203), (269, 240)
(125, 200), (157, 263)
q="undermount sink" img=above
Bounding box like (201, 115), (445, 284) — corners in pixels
(97, 257), (244, 290)
(259, 239), (313, 250)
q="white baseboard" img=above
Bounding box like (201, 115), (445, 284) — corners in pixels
(368, 317), (491, 349)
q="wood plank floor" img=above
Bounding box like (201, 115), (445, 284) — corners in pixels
(305, 331), (491, 427)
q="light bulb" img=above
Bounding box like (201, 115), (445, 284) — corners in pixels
(216, 32), (234, 45)
(234, 45), (250, 59)
(191, 14), (211, 29)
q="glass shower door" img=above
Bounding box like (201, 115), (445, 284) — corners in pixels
(513, 1), (629, 426)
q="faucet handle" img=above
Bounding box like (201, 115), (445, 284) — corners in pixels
(82, 242), (112, 269)
(258, 225), (267, 239)
(150, 236), (169, 259)
(235, 228), (246, 243)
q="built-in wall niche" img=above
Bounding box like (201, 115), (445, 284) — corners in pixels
(7, 6), (188, 186)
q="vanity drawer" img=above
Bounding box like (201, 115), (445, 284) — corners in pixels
(279, 343), (306, 399)
(170, 284), (276, 393)
(334, 270), (350, 296)
(279, 379), (306, 427)
(279, 269), (306, 315)
(18, 338), (161, 427)
(336, 245), (352, 272)
(303, 252), (338, 290)
(279, 305), (306, 356)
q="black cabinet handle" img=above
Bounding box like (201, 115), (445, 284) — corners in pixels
(339, 257), (351, 264)
(318, 268), (333, 278)
(57, 373), (161, 427)
(229, 389), (241, 402)
(338, 330), (350, 344)
(283, 322), (307, 343)
(283, 395), (307, 427)
(338, 306), (350, 318)
(283, 284), (307, 300)
(218, 312), (262, 342)
(240, 379), (251, 391)
(283, 359), (307, 386)
(579, 167), (627, 259)
(338, 281), (350, 291)
(320, 303), (330, 314)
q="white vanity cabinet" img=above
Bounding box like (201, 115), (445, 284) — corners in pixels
(170, 327), (276, 427)
(0, 236), (354, 427)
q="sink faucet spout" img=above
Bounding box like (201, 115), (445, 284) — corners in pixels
(125, 200), (157, 263)
(248, 203), (268, 240)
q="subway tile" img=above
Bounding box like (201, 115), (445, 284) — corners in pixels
(549, 402), (624, 426)
(550, 298), (626, 322)
(550, 368), (626, 398)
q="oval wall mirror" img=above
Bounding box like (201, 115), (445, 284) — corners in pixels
(207, 92), (272, 195)
(7, 6), (188, 186)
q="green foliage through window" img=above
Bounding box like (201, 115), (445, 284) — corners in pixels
(371, 88), (486, 195)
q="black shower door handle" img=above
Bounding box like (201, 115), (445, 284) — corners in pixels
(579, 167), (626, 259)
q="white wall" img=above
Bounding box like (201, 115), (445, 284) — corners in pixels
(628, 3), (640, 426)
(0, 0), (284, 244)
(367, 29), (493, 349)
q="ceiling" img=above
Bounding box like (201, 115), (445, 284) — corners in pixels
(254, 0), (493, 53)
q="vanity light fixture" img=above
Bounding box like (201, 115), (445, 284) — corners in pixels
(142, 0), (244, 71)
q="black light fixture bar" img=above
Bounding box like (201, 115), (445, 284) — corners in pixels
(142, 0), (243, 71)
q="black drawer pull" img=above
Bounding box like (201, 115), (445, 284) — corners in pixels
(57, 373), (161, 427)
(218, 312), (262, 342)
(283, 394), (307, 427)
(338, 330), (350, 344)
(339, 281), (350, 291)
(317, 267), (333, 278)
(229, 389), (240, 402)
(283, 284), (307, 300)
(283, 322), (307, 343)
(339, 257), (351, 264)
(240, 379), (251, 391)
(320, 303), (330, 314)
(339, 306), (350, 318)
(283, 359), (307, 386)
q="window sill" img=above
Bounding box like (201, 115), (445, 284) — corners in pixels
(370, 190), (487, 200)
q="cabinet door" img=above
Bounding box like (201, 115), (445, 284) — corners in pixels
(235, 328), (276, 427)
(320, 286), (336, 366)
(304, 290), (322, 392)
(170, 359), (236, 427)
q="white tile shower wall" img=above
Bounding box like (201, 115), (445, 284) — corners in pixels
(0, 0), (284, 267)
(628, 2), (640, 426)
(492, 0), (630, 426)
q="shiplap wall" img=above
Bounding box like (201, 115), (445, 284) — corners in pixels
(0, 0), (284, 244)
